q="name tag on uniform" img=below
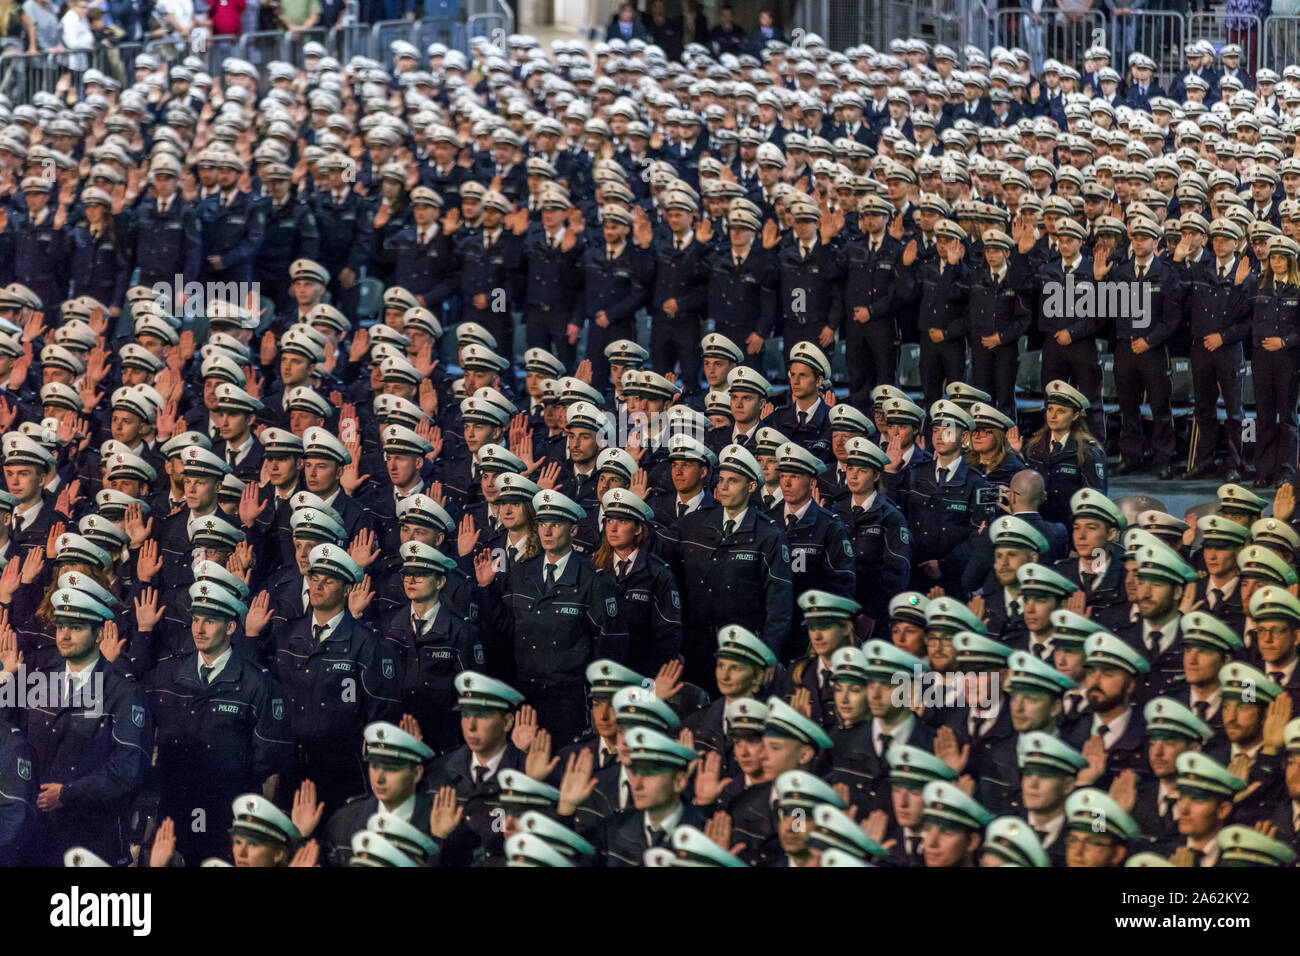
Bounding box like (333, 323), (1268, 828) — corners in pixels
(426, 648), (453, 660)
(166, 222), (182, 229)
(558, 605), (582, 616)
(880, 263), (892, 270)
(732, 552), (757, 561)
(1058, 465), (1078, 476)
(329, 661), (354, 673)
(628, 592), (650, 602)
(215, 703), (241, 715)
(229, 216), (245, 226)
(946, 501), (968, 512)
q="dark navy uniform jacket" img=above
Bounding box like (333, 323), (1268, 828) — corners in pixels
(890, 457), (993, 593)
(196, 190), (266, 284)
(660, 505), (794, 654)
(68, 220), (131, 309)
(842, 231), (904, 325)
(599, 548), (682, 677)
(130, 194), (201, 285)
(1023, 435), (1107, 527)
(10, 656), (152, 866)
(837, 493), (912, 635)
(487, 550), (628, 688)
(705, 241), (779, 340)
(423, 742), (527, 866)
(310, 188), (374, 274)
(519, 222), (583, 317)
(269, 611), (403, 756)
(454, 226), (524, 323)
(0, 724), (35, 866)
(322, 791), (435, 866)
(380, 602), (483, 756)
(775, 236), (842, 341)
(388, 221), (460, 307)
(145, 646), (293, 850)
(566, 799), (707, 866)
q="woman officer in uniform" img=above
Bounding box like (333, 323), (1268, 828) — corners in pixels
(1020, 380), (1106, 526)
(591, 487), (681, 677)
(836, 435), (911, 638)
(1242, 234), (1300, 487)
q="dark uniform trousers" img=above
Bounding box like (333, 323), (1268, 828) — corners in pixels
(270, 613), (403, 816)
(491, 551), (628, 746)
(1250, 281), (1300, 481)
(1037, 258), (1106, 441)
(145, 648), (293, 864)
(842, 234), (903, 410)
(1175, 258), (1251, 470)
(1114, 339), (1176, 465)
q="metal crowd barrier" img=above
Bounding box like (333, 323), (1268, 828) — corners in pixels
(993, 8), (1105, 74)
(1111, 9), (1185, 87)
(1263, 15), (1300, 74)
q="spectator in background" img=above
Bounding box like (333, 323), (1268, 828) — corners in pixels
(208, 0), (246, 36)
(60, 0), (92, 88)
(279, 0), (322, 34)
(21, 0), (61, 54)
(682, 0), (708, 45)
(709, 4), (745, 56)
(607, 2), (646, 41)
(106, 0), (140, 41)
(643, 0), (682, 60)
(240, 0), (259, 34)
(153, 0), (200, 41)
(0, 0), (34, 54)
(748, 9), (785, 56)
(1226, 0), (1266, 75)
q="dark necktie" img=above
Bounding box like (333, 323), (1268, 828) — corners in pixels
(10, 515), (22, 535)
(797, 411), (808, 427)
(851, 505), (865, 518)
(905, 834), (921, 861)
(1193, 700), (1210, 722)
(200, 665), (214, 686)
(786, 513), (798, 532)
(877, 731), (892, 758)
(1096, 723), (1111, 746)
(1146, 630), (1162, 658)
(1065, 696), (1081, 718)
(1190, 848), (1205, 867)
(677, 502), (688, 519)
(616, 559), (630, 582)
(764, 495), (776, 510)
(599, 748), (615, 770)
(722, 519), (735, 539)
(648, 827), (669, 848)
(1050, 440), (1063, 454)
(413, 618), (427, 641)
(621, 778), (632, 809)
(312, 623), (326, 643)
(1032, 641), (1049, 661)
(1161, 794), (1177, 819)
(1008, 599), (1022, 621)
(1209, 588), (1223, 609)
(472, 765), (488, 787)
(1081, 571), (1097, 591)
(544, 564), (557, 589)
(1270, 671), (1285, 685)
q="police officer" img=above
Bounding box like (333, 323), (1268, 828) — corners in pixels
(573, 204), (652, 392)
(704, 205), (777, 371)
(1119, 539), (1198, 703)
(775, 197), (842, 350)
(382, 541), (484, 756)
(310, 155), (373, 318)
(145, 579), (292, 864)
(520, 187), (584, 370)
(831, 436), (913, 638)
(891, 400), (993, 598)
(767, 342), (835, 463)
(1174, 216), (1251, 481)
(256, 165), (320, 318)
(647, 188), (708, 391)
(770, 441), (855, 660)
(197, 154), (265, 287)
(842, 193), (906, 409)
(1022, 380), (1107, 526)
(315, 721), (436, 867)
(475, 489), (627, 745)
(247, 543), (401, 816)
(0, 582), (151, 866)
(661, 443), (793, 688)
(594, 488), (683, 677)
(130, 155), (201, 300)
